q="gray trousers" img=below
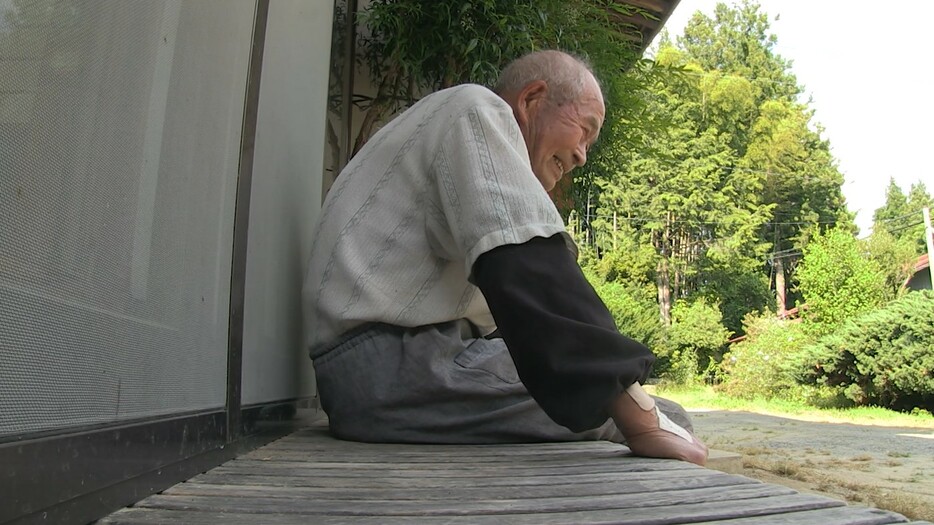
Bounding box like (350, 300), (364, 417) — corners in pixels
(311, 320), (692, 444)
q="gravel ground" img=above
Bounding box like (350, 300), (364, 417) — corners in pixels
(690, 409), (934, 521)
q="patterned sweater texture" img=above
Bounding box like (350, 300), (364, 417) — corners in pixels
(303, 84), (571, 349)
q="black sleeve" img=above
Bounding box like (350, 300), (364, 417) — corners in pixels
(472, 233), (655, 432)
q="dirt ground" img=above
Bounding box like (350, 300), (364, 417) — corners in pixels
(691, 409), (934, 522)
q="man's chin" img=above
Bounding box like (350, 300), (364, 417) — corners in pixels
(544, 176), (565, 195)
(532, 171), (558, 192)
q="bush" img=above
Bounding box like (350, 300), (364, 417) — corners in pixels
(697, 268), (774, 336)
(717, 314), (812, 400)
(584, 269), (663, 351)
(795, 228), (887, 335)
(662, 298), (730, 384)
(794, 290), (934, 412)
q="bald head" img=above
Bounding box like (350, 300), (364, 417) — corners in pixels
(494, 50), (602, 105)
(494, 50), (606, 191)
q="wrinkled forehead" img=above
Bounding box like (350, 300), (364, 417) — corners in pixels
(581, 74), (606, 128)
(581, 70), (604, 110)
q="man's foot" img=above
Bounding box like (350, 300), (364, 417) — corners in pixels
(609, 385), (708, 466)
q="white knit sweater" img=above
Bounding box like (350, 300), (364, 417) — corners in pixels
(303, 84), (569, 349)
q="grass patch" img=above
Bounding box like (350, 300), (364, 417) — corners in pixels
(741, 457), (934, 521)
(871, 491), (933, 521)
(655, 385), (934, 428)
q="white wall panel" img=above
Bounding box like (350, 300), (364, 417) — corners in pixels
(241, 0), (332, 405)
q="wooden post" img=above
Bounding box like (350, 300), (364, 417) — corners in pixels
(924, 207), (934, 289)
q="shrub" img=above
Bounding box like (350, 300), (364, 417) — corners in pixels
(794, 290), (934, 412)
(663, 298), (730, 384)
(584, 269), (663, 351)
(717, 314), (812, 400)
(697, 268), (774, 337)
(795, 228), (887, 335)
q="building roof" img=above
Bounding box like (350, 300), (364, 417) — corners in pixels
(613, 0), (682, 52)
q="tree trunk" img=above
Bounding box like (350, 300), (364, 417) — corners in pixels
(657, 255), (671, 326)
(773, 226), (787, 317)
(656, 220), (672, 326)
(775, 256), (787, 317)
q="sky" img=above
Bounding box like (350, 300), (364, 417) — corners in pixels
(653, 1), (934, 236)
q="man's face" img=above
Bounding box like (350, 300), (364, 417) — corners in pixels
(521, 77), (605, 191)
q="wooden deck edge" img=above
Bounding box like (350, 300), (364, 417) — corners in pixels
(706, 448), (744, 474)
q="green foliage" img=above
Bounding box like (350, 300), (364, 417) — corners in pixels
(696, 268), (773, 336)
(663, 298), (730, 383)
(581, 1), (848, 333)
(794, 291), (934, 412)
(359, 1), (547, 94)
(864, 228), (919, 299)
(673, 1), (851, 319)
(355, 0), (647, 154)
(678, 0), (801, 107)
(585, 221), (657, 287)
(657, 385), (934, 428)
(588, 44), (772, 327)
(795, 228), (886, 334)
(700, 278), (763, 328)
(717, 314), (812, 400)
(872, 178), (932, 254)
(583, 267), (663, 350)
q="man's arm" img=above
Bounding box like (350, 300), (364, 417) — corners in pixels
(473, 233), (707, 465)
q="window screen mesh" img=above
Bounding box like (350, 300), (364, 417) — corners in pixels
(0, 0), (255, 437)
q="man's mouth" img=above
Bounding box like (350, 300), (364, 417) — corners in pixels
(553, 157), (565, 177)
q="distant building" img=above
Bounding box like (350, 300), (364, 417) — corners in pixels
(904, 254), (932, 291)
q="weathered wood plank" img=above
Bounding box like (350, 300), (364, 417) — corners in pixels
(104, 493), (843, 524)
(186, 465), (742, 489)
(237, 452), (688, 464)
(136, 483), (797, 516)
(281, 430), (624, 451)
(693, 504), (915, 524)
(104, 506), (925, 525)
(98, 422), (921, 525)
(208, 459), (695, 478)
(241, 447), (638, 462)
(165, 471), (758, 500)
(264, 440), (629, 456)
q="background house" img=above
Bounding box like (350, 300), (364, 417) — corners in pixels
(905, 253), (932, 291)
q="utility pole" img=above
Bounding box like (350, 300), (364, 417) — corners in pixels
(924, 207), (934, 289)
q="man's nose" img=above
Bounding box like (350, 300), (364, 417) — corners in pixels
(573, 143), (587, 167)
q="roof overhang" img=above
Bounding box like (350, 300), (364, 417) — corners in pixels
(612, 0), (682, 55)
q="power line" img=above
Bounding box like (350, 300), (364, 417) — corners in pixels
(594, 157), (841, 184)
(884, 220), (924, 234)
(877, 211), (922, 224)
(575, 211), (842, 228)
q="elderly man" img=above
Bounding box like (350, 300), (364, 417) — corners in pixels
(303, 50), (707, 465)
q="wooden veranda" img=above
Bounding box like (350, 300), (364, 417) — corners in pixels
(100, 417), (930, 525)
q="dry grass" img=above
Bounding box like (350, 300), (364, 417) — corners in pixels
(871, 491), (932, 521)
(734, 455), (934, 521)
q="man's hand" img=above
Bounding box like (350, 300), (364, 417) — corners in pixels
(609, 383), (708, 466)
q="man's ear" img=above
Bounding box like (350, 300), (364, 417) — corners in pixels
(514, 80), (548, 127)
